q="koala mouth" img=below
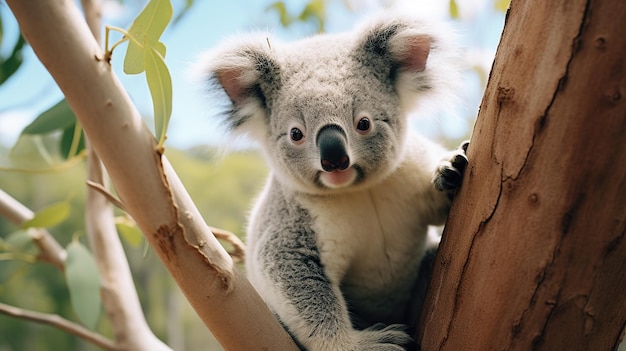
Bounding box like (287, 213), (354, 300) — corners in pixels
(318, 166), (358, 189)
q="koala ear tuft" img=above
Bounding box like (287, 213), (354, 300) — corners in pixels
(197, 34), (281, 134)
(363, 21), (431, 73)
(358, 15), (461, 111)
(215, 68), (248, 106)
(395, 35), (431, 73)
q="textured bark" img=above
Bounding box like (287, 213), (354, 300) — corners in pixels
(418, 0), (626, 350)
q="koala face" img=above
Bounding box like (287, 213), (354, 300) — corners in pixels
(263, 43), (410, 194)
(201, 16), (457, 195)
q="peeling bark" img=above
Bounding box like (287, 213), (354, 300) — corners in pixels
(418, 0), (626, 350)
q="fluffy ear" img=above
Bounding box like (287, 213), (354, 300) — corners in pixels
(356, 15), (460, 110)
(198, 34), (281, 134)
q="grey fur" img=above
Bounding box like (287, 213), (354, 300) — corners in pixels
(199, 13), (467, 350)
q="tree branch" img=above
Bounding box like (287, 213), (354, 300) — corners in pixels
(5, 0), (297, 349)
(0, 302), (122, 351)
(79, 1), (171, 349)
(0, 189), (66, 270)
(210, 226), (246, 264)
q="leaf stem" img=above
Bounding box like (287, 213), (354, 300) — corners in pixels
(67, 121), (83, 159)
(0, 252), (37, 263)
(105, 25), (145, 56)
(0, 151), (87, 173)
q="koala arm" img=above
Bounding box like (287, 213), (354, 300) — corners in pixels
(246, 188), (412, 350)
(401, 135), (468, 227)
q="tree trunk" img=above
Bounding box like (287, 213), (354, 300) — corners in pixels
(418, 0), (626, 350)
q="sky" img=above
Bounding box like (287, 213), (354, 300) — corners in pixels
(0, 0), (506, 150)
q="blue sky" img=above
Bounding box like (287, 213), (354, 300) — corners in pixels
(0, 0), (505, 150)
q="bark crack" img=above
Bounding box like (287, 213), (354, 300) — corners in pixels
(509, 193), (587, 350)
(512, 0), (592, 184)
(438, 177), (504, 350)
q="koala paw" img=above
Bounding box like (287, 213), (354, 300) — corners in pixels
(354, 324), (413, 351)
(433, 140), (469, 192)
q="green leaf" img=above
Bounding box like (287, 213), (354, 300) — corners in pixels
(0, 35), (26, 85)
(65, 240), (101, 329)
(144, 44), (172, 146)
(4, 230), (37, 254)
(449, 0), (460, 19)
(8, 134), (54, 166)
(0, 13), (4, 52)
(266, 1), (294, 27)
(22, 99), (76, 135)
(299, 0), (326, 32)
(20, 201), (71, 229)
(172, 0), (195, 25)
(123, 0), (173, 75)
(115, 216), (143, 247)
(494, 0), (511, 12)
(60, 122), (86, 159)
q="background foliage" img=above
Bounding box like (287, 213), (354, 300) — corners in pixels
(0, 148), (268, 350)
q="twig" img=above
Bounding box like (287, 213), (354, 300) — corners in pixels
(210, 226), (246, 264)
(86, 180), (126, 211)
(0, 189), (66, 270)
(30, 228), (67, 271)
(86, 179), (245, 264)
(0, 302), (122, 351)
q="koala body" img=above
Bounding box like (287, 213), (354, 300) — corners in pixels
(201, 14), (466, 351)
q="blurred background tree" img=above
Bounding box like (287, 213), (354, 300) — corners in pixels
(0, 0), (508, 349)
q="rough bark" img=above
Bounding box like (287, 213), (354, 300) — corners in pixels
(5, 0), (297, 350)
(418, 0), (626, 350)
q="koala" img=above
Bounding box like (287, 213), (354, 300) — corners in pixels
(200, 13), (468, 351)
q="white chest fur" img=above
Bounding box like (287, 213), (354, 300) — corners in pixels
(298, 144), (444, 321)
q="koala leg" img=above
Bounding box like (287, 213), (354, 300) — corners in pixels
(433, 140), (470, 192)
(254, 221), (413, 350)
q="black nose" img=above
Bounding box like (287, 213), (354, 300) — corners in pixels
(317, 124), (350, 172)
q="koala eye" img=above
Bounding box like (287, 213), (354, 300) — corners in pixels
(356, 117), (371, 133)
(290, 127), (305, 143)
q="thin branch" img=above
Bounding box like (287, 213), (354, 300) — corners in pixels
(30, 228), (67, 270)
(0, 188), (36, 224)
(0, 189), (66, 270)
(86, 180), (126, 211)
(210, 226), (246, 264)
(87, 180), (246, 264)
(80, 0), (171, 349)
(0, 302), (122, 351)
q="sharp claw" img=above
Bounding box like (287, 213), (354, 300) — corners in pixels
(460, 140), (470, 153)
(451, 153), (468, 173)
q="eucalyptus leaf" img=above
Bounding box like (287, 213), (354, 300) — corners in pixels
(115, 216), (143, 247)
(449, 0), (460, 19)
(494, 0), (511, 12)
(123, 0), (173, 74)
(22, 99), (76, 135)
(144, 44), (172, 146)
(20, 201), (71, 230)
(5, 230), (36, 254)
(60, 122), (85, 159)
(299, 0), (326, 32)
(0, 33), (26, 85)
(65, 240), (101, 329)
(0, 13), (4, 47)
(266, 1), (293, 27)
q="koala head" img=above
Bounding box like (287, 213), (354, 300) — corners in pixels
(200, 15), (458, 195)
